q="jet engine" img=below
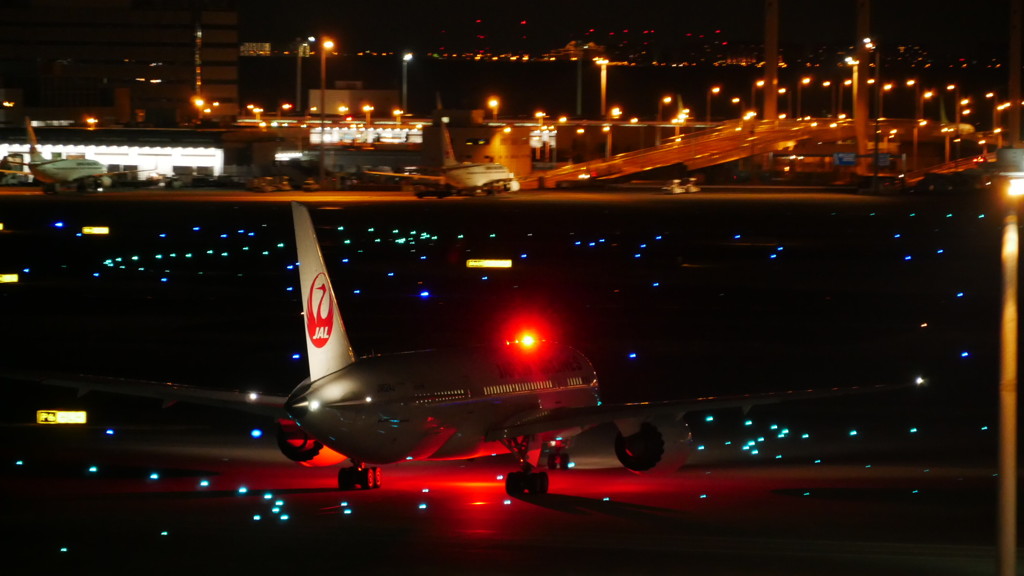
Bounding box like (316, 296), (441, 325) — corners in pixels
(276, 419), (347, 467)
(613, 417), (692, 474)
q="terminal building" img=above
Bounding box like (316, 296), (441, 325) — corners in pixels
(0, 0), (240, 128)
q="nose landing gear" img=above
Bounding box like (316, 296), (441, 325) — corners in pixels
(501, 436), (550, 496)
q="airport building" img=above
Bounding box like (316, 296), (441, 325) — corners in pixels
(0, 0), (240, 128)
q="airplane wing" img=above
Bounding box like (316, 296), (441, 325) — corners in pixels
(485, 380), (922, 441)
(1, 370), (290, 419)
(362, 170), (444, 183)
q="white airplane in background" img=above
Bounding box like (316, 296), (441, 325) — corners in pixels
(7, 202), (919, 495)
(0, 118), (134, 193)
(366, 120), (520, 198)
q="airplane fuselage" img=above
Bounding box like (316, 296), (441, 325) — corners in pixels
(286, 341), (598, 464)
(31, 158), (108, 184)
(444, 162), (519, 192)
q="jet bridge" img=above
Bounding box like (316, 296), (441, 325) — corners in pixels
(530, 119), (859, 188)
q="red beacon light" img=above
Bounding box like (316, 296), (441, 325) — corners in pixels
(506, 332), (540, 349)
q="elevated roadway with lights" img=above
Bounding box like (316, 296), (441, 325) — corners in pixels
(529, 119), (858, 188)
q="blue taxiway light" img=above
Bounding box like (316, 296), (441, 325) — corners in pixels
(250, 429), (263, 439)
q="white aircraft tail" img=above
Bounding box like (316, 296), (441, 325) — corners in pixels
(440, 120), (459, 168)
(291, 202), (356, 380)
(25, 118), (44, 163)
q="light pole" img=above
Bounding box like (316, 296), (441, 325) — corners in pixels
(839, 78), (852, 118)
(488, 97), (499, 121)
(731, 97), (745, 120)
(401, 52), (412, 111)
(362, 104), (374, 125)
(596, 58), (609, 119)
(295, 37), (312, 115)
(751, 79), (764, 119)
(879, 83), (893, 118)
(706, 86), (720, 123)
(947, 84), (962, 162)
(999, 167), (1023, 576)
(605, 106), (620, 159)
(777, 87), (789, 119)
(656, 95), (671, 145)
(797, 76), (811, 118)
(319, 37), (333, 188)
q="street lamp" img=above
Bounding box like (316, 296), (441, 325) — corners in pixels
(731, 97), (745, 120)
(401, 52), (412, 111)
(488, 97), (499, 121)
(656, 95), (672, 145)
(362, 104), (374, 124)
(595, 58), (609, 119)
(878, 83), (893, 118)
(706, 86), (721, 123)
(319, 37), (334, 188)
(751, 79), (765, 118)
(605, 106), (621, 159)
(798, 76), (812, 118)
(839, 78), (852, 118)
(295, 37), (312, 115)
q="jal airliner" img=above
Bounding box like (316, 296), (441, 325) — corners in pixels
(10, 203), (919, 495)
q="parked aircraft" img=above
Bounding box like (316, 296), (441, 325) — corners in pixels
(0, 118), (135, 193)
(365, 120), (520, 198)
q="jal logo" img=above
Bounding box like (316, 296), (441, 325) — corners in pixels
(306, 272), (334, 348)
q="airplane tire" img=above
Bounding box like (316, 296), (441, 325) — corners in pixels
(527, 472), (549, 494)
(338, 467), (356, 490)
(505, 471), (526, 496)
(363, 467), (376, 489)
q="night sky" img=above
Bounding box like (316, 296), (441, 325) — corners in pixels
(240, 0), (1010, 54)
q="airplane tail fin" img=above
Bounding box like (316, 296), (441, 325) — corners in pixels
(440, 119), (459, 167)
(291, 202), (356, 380)
(25, 118), (44, 163)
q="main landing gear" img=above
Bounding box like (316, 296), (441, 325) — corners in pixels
(338, 464), (382, 490)
(501, 436), (550, 496)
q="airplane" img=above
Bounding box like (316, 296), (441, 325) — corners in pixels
(365, 120), (521, 198)
(4, 202), (921, 496)
(0, 118), (137, 194)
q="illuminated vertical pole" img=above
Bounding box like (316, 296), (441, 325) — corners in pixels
(763, 0), (778, 121)
(999, 177), (1021, 576)
(1010, 0), (1021, 147)
(319, 38), (333, 189)
(599, 59), (608, 119)
(854, 0), (872, 177)
(576, 58), (583, 117)
(402, 52), (412, 111)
